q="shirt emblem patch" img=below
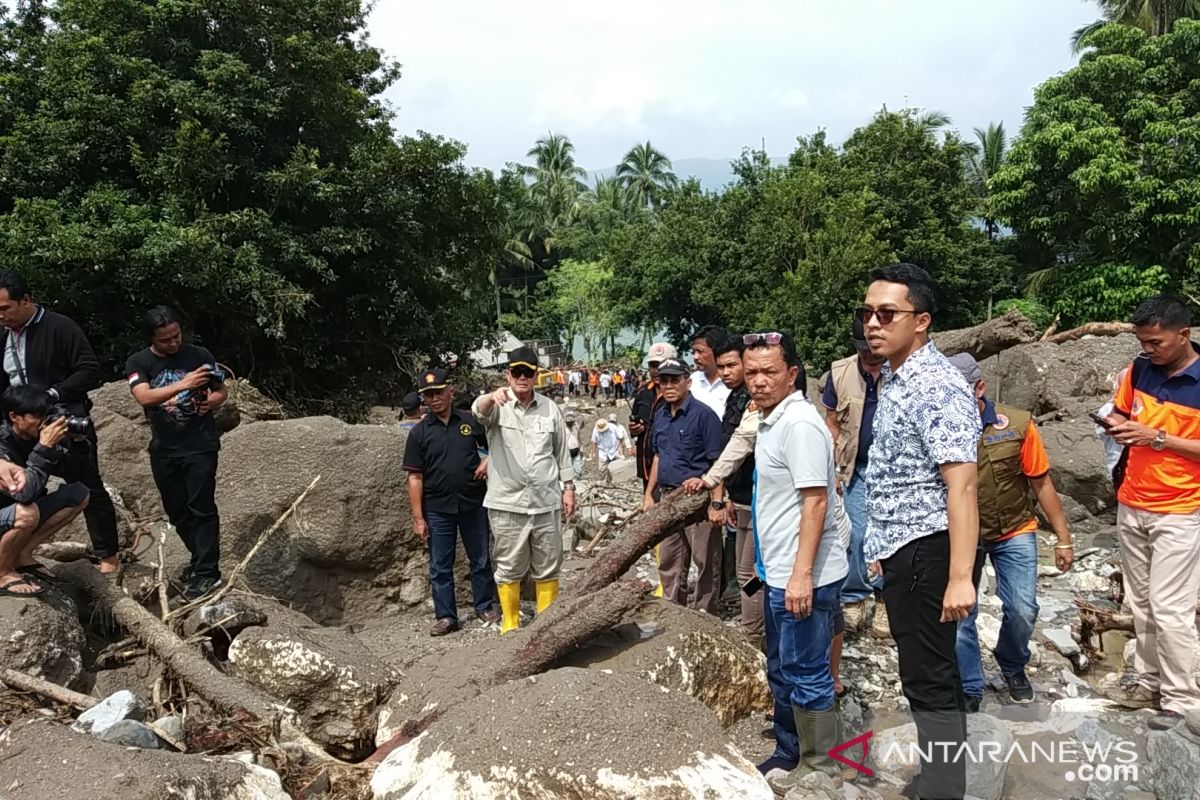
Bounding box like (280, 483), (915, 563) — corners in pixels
(1132, 396), (1145, 417)
(459, 424), (473, 436)
(127, 372), (141, 385)
(993, 414), (1010, 431)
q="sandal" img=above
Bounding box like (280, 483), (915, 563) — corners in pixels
(0, 577), (44, 597)
(17, 563), (55, 583)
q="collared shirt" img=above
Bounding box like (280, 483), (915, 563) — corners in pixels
(1114, 346), (1200, 513)
(864, 342), (981, 562)
(821, 357), (881, 466)
(592, 424), (627, 461)
(3, 306), (45, 386)
(651, 392), (723, 487)
(689, 370), (730, 419)
(472, 389), (572, 514)
(754, 391), (849, 589)
(403, 408), (488, 515)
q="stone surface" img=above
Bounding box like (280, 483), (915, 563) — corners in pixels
(71, 690), (149, 737)
(370, 667), (772, 800)
(0, 589), (86, 688)
(1044, 627), (1081, 658)
(782, 771), (838, 799)
(153, 714), (185, 743)
(1149, 726), (1200, 800)
(871, 713), (1011, 800)
(98, 719), (161, 749)
(227, 603), (399, 759)
(0, 718), (290, 800)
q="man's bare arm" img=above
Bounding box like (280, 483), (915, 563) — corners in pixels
(939, 461), (979, 622)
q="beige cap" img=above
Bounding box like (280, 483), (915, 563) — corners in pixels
(595, 418), (609, 431)
(647, 342), (678, 363)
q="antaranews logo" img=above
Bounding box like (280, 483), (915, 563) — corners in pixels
(829, 730), (875, 777)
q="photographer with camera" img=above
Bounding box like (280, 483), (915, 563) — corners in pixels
(0, 270), (119, 575)
(0, 386), (91, 596)
(125, 307), (227, 601)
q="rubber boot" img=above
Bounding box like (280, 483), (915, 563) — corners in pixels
(805, 707), (843, 778)
(767, 707), (841, 794)
(498, 581), (521, 635)
(535, 579), (559, 613)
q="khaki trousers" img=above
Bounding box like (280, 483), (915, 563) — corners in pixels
(659, 519), (722, 615)
(489, 508), (563, 584)
(733, 505), (765, 636)
(1117, 503), (1200, 713)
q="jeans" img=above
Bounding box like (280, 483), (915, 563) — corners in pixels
(151, 451), (221, 580)
(881, 531), (967, 800)
(766, 579), (845, 711)
(425, 507), (496, 622)
(569, 448), (582, 481)
(956, 532), (1040, 698)
(839, 465), (881, 603)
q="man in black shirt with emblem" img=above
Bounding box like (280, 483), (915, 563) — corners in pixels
(125, 307), (227, 601)
(404, 368), (499, 636)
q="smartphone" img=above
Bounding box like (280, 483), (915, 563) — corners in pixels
(740, 575), (763, 597)
(1088, 412), (1115, 430)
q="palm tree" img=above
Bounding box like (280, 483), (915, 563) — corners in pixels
(615, 141), (678, 208)
(914, 109), (953, 134)
(522, 132), (588, 235)
(586, 176), (635, 215)
(1072, 0), (1200, 51)
(966, 122), (1008, 239)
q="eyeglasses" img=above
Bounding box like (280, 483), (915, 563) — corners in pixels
(510, 366), (537, 379)
(743, 332), (784, 346)
(855, 307), (920, 326)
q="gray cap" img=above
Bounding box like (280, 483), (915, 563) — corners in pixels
(607, 413), (618, 422)
(947, 352), (983, 384)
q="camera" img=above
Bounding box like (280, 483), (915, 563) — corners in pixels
(47, 404), (94, 436)
(200, 364), (227, 389)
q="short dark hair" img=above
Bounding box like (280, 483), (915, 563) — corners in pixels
(2, 385), (53, 419)
(142, 305), (181, 341)
(714, 336), (744, 358)
(401, 392), (422, 413)
(0, 270), (32, 301)
(1131, 295), (1190, 330)
(745, 330), (799, 369)
(693, 325), (729, 350)
(870, 263), (938, 315)
(795, 362), (808, 396)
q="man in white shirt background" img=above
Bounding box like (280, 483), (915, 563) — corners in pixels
(591, 413), (630, 484)
(690, 325), (731, 418)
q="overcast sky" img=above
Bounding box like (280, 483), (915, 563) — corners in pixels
(368, 0), (1099, 172)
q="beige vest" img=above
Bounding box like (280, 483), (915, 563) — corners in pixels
(830, 356), (882, 484)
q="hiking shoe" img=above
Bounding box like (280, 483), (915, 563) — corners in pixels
(1005, 671), (1034, 704)
(869, 599), (891, 639)
(1148, 710), (1183, 731)
(174, 563), (194, 585)
(182, 576), (223, 602)
(965, 695), (982, 714)
(429, 618), (459, 637)
(843, 599), (867, 632)
(477, 608), (500, 625)
(1103, 683), (1161, 710)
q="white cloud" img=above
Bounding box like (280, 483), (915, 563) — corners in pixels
(368, 0), (1099, 170)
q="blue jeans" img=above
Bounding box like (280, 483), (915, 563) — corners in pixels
(569, 448), (583, 481)
(839, 466), (881, 603)
(425, 507), (497, 623)
(955, 532), (1040, 697)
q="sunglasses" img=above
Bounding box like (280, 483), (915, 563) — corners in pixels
(510, 366), (537, 379)
(743, 332), (784, 346)
(856, 307), (920, 326)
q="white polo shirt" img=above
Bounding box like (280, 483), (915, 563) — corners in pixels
(754, 391), (849, 590)
(689, 370), (730, 419)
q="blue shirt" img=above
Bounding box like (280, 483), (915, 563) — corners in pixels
(651, 393), (723, 488)
(821, 358), (880, 466)
(864, 342), (981, 562)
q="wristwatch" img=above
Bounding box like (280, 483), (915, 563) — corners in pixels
(710, 500), (726, 510)
(1151, 430), (1167, 451)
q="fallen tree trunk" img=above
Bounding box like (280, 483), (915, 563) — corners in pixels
(1046, 322), (1134, 344)
(33, 541), (91, 562)
(931, 309), (1038, 361)
(572, 488), (708, 597)
(54, 560), (346, 765)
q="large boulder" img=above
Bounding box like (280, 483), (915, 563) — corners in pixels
(1149, 723), (1200, 800)
(0, 718), (290, 800)
(872, 713), (1013, 800)
(227, 599), (399, 759)
(0, 588), (86, 688)
(215, 416), (426, 625)
(369, 667), (772, 800)
(1039, 418), (1116, 515)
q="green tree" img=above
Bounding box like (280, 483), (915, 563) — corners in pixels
(616, 141), (678, 208)
(0, 0), (503, 412)
(538, 259), (618, 361)
(1072, 0), (1200, 50)
(966, 122), (1009, 239)
(992, 21), (1200, 322)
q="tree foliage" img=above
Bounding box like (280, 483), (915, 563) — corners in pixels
(0, 0), (503, 413)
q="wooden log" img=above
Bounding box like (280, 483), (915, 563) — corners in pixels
(33, 541), (91, 562)
(1046, 322), (1134, 344)
(0, 667), (97, 710)
(931, 309), (1038, 360)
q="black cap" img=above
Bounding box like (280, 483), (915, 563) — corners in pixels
(656, 358), (689, 377)
(508, 346), (540, 370)
(418, 368), (450, 392)
(401, 392), (422, 412)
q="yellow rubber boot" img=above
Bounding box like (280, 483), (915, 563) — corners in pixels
(535, 579), (559, 613)
(653, 544), (664, 597)
(498, 581), (521, 634)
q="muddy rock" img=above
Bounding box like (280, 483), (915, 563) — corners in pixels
(0, 589), (86, 688)
(98, 719), (161, 749)
(227, 604), (400, 759)
(370, 667), (772, 800)
(561, 598), (772, 726)
(1038, 419), (1115, 516)
(215, 416), (426, 625)
(1149, 724), (1200, 800)
(0, 718), (290, 800)
(72, 689), (148, 737)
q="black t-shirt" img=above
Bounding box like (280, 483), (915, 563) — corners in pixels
(124, 344), (222, 456)
(402, 409), (487, 515)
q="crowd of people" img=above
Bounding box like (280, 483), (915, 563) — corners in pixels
(554, 365), (640, 401)
(404, 262), (1200, 798)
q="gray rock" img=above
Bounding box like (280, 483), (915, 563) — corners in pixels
(181, 595), (268, 641)
(152, 714), (184, 742)
(783, 771), (838, 799)
(0, 589), (86, 688)
(965, 713), (1012, 800)
(72, 690), (148, 737)
(839, 695), (866, 734)
(1149, 727), (1200, 800)
(98, 719), (160, 749)
(1044, 627), (1081, 658)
